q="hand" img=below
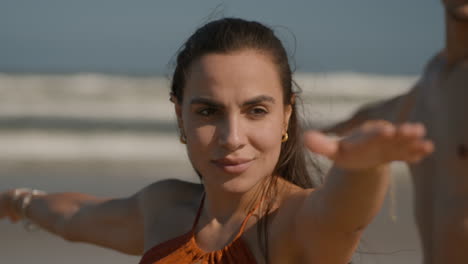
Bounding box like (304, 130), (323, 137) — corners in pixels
(304, 120), (434, 170)
(0, 190), (22, 223)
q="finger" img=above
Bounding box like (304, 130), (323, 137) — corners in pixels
(361, 120), (396, 139)
(396, 140), (434, 163)
(411, 140), (435, 158)
(361, 120), (394, 133)
(395, 123), (426, 140)
(341, 121), (395, 152)
(406, 150), (431, 163)
(409, 139), (434, 154)
(384, 123), (427, 158)
(304, 130), (339, 159)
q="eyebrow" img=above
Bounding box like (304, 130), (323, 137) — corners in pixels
(189, 95), (276, 107)
(243, 95), (276, 106)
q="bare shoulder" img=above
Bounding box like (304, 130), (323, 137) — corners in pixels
(281, 184), (315, 206)
(274, 184), (316, 223)
(138, 179), (203, 215)
(272, 185), (321, 234)
(137, 179), (203, 252)
(265, 185), (316, 261)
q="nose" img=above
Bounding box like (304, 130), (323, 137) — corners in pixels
(217, 114), (245, 151)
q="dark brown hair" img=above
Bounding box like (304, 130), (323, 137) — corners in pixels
(170, 17), (322, 262)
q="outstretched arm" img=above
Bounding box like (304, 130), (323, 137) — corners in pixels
(0, 180), (178, 255)
(324, 87), (417, 136)
(295, 121), (433, 262)
(0, 189), (143, 255)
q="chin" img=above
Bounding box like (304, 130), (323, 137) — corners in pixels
(217, 172), (263, 193)
(205, 168), (269, 194)
(220, 178), (261, 193)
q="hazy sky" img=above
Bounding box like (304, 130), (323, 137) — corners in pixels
(1, 0), (444, 75)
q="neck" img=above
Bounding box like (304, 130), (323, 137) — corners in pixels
(202, 177), (269, 224)
(444, 12), (468, 65)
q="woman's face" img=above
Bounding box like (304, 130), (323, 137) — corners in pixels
(176, 49), (292, 193)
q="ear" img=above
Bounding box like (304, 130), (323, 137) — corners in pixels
(171, 94), (184, 129)
(283, 101), (293, 133)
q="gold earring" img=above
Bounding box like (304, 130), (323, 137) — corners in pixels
(281, 132), (289, 143)
(180, 132), (187, 144)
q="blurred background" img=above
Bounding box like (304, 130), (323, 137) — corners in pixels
(1, 0), (443, 263)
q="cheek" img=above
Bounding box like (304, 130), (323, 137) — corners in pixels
(184, 122), (216, 153)
(250, 124), (282, 150)
(180, 105), (214, 146)
(183, 123), (215, 175)
(248, 117), (284, 161)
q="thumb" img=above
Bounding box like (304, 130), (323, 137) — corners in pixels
(304, 130), (339, 159)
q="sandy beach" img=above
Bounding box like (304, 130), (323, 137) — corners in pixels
(0, 73), (422, 264)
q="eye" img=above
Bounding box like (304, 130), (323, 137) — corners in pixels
(249, 107), (268, 116)
(197, 107), (218, 117)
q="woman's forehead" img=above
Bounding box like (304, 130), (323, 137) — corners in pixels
(184, 50), (284, 101)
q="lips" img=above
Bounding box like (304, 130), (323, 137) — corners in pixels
(211, 157), (254, 174)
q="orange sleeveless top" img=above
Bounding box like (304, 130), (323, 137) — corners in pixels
(138, 195), (260, 264)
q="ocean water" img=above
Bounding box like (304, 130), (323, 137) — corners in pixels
(1, 0), (443, 75)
